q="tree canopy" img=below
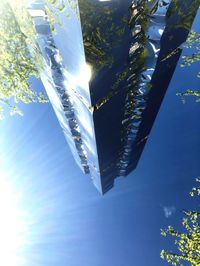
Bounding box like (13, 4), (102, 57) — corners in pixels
(0, 0), (70, 119)
(181, 31), (200, 77)
(0, 0), (47, 119)
(161, 177), (200, 265)
(176, 30), (200, 104)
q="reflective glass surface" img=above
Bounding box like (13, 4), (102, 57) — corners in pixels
(29, 0), (199, 193)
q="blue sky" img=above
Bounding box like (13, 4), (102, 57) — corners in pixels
(0, 6), (200, 266)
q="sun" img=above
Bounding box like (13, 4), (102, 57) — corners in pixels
(0, 171), (26, 266)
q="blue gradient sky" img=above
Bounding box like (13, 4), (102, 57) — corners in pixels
(0, 8), (200, 266)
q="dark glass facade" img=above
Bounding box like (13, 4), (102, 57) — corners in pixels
(29, 0), (199, 194)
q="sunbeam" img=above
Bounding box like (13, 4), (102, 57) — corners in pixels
(0, 171), (26, 266)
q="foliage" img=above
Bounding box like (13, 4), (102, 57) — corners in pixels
(190, 178), (200, 197)
(0, 0), (71, 119)
(167, 0), (200, 31)
(0, 0), (48, 119)
(161, 178), (200, 265)
(176, 90), (200, 103)
(78, 0), (127, 71)
(181, 31), (200, 77)
(176, 30), (200, 103)
(44, 0), (75, 31)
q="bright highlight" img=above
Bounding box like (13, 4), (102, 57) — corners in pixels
(80, 63), (93, 84)
(0, 172), (25, 266)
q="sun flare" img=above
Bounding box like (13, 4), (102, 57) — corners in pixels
(0, 172), (26, 266)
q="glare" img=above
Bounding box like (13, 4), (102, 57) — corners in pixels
(63, 63), (93, 89)
(158, 28), (164, 35)
(0, 171), (26, 266)
(28, 9), (46, 18)
(80, 63), (93, 84)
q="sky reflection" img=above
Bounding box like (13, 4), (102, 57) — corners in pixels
(0, 2), (199, 266)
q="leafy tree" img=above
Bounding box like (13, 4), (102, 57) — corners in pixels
(161, 177), (200, 265)
(176, 90), (200, 103)
(0, 0), (48, 119)
(181, 31), (200, 77)
(0, 0), (69, 119)
(176, 30), (200, 103)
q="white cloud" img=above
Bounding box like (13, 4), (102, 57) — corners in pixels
(163, 206), (176, 218)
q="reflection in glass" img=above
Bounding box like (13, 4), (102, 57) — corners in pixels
(28, 0), (199, 193)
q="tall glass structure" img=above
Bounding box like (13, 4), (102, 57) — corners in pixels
(28, 0), (199, 194)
